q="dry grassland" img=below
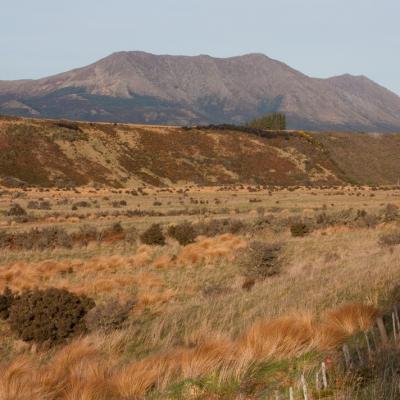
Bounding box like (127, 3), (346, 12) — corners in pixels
(0, 184), (399, 399)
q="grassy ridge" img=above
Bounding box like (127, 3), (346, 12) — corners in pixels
(2, 116), (400, 188)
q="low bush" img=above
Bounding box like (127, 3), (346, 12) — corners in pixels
(355, 209), (379, 228)
(379, 231), (400, 247)
(0, 288), (14, 320)
(27, 200), (51, 210)
(238, 241), (281, 280)
(140, 224), (166, 246)
(85, 299), (135, 332)
(290, 222), (310, 237)
(124, 226), (138, 244)
(383, 203), (399, 222)
(195, 218), (245, 237)
(0, 227), (73, 250)
(9, 288), (95, 345)
(111, 200), (127, 208)
(167, 222), (197, 245)
(72, 201), (91, 209)
(7, 203), (27, 217)
(74, 224), (99, 246)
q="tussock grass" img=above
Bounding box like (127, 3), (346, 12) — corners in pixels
(0, 303), (377, 399)
(0, 185), (399, 398)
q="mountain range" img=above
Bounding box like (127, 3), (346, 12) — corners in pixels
(1, 51), (400, 132)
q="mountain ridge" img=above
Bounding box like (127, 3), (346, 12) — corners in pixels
(1, 51), (400, 131)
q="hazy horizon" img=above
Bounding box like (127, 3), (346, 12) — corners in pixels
(1, 0), (399, 95)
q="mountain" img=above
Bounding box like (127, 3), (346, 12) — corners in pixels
(1, 52), (400, 131)
(1, 115), (400, 188)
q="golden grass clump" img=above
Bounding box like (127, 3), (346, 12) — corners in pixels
(176, 233), (247, 266)
(239, 315), (315, 360)
(315, 303), (378, 350)
(0, 302), (379, 399)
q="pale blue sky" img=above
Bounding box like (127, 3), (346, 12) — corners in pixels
(1, 0), (399, 94)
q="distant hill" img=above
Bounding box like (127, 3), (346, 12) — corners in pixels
(1, 52), (400, 132)
(1, 116), (400, 188)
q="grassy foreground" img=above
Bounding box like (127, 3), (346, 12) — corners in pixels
(0, 184), (399, 399)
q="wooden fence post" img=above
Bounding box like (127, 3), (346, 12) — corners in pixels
(371, 328), (378, 350)
(376, 316), (389, 346)
(315, 371), (320, 391)
(394, 305), (400, 334)
(364, 331), (372, 360)
(392, 312), (397, 341)
(321, 361), (328, 389)
(342, 344), (353, 370)
(301, 374), (308, 400)
(355, 339), (364, 366)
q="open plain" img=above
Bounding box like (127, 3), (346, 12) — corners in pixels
(0, 178), (400, 399)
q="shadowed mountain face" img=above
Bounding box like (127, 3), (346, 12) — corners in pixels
(1, 52), (400, 131)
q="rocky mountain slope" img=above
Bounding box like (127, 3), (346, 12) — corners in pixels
(1, 52), (400, 131)
(1, 116), (400, 188)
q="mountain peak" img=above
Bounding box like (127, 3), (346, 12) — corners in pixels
(1, 51), (400, 132)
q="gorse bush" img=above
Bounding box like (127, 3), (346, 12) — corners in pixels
(17, 227), (73, 250)
(8, 288), (95, 345)
(379, 231), (400, 247)
(383, 203), (399, 222)
(355, 209), (379, 228)
(195, 218), (245, 237)
(7, 203), (27, 217)
(0, 227), (73, 250)
(290, 222), (310, 237)
(27, 200), (51, 210)
(0, 288), (14, 320)
(140, 224), (166, 246)
(238, 241), (282, 280)
(167, 222), (197, 245)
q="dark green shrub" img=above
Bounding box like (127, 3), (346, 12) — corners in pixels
(28, 200), (51, 210)
(27, 201), (39, 209)
(111, 200), (127, 208)
(7, 203), (27, 217)
(0, 288), (14, 320)
(9, 288), (95, 345)
(140, 224), (166, 246)
(72, 201), (91, 209)
(0, 227), (73, 250)
(85, 299), (135, 332)
(195, 218), (245, 237)
(383, 203), (399, 222)
(111, 222), (124, 234)
(247, 112), (286, 130)
(54, 120), (81, 131)
(167, 222), (197, 245)
(290, 222), (310, 237)
(354, 209), (379, 228)
(14, 227), (73, 250)
(238, 241), (281, 280)
(379, 231), (400, 247)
